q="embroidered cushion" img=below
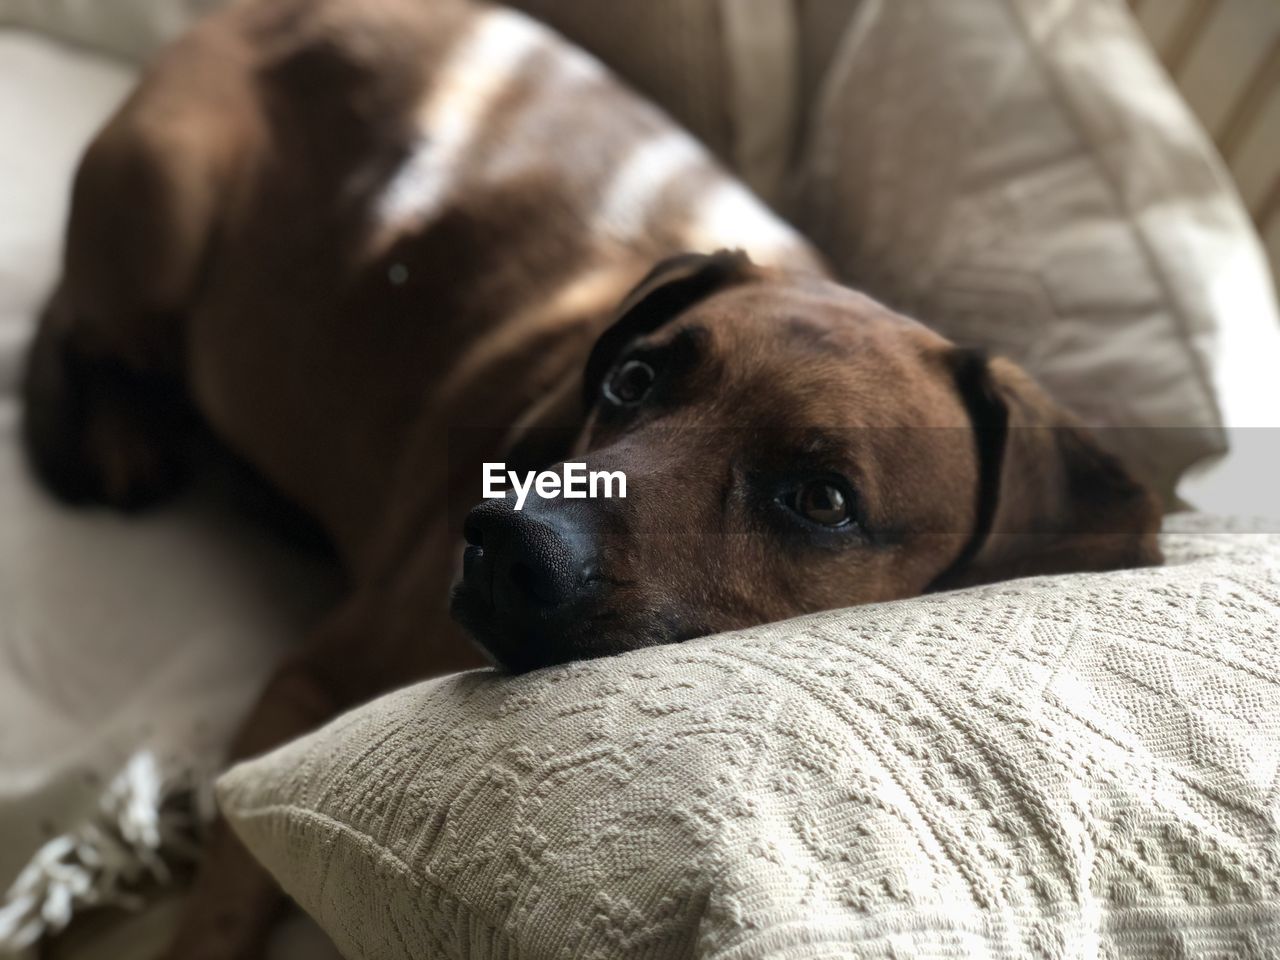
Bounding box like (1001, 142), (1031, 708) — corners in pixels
(219, 517), (1280, 959)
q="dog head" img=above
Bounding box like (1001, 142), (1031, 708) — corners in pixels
(451, 251), (1161, 671)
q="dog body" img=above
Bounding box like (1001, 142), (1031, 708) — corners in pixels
(58, 0), (816, 558)
(22, 1), (1160, 956)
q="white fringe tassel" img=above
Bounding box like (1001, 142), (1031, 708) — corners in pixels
(0, 752), (214, 953)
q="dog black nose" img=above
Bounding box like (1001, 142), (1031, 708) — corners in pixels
(462, 497), (583, 613)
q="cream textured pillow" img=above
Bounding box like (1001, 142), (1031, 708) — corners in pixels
(219, 517), (1280, 960)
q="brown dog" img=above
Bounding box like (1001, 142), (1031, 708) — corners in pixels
(22, 0), (1161, 956)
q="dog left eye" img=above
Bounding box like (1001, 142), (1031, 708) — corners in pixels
(786, 480), (853, 527)
(604, 359), (656, 406)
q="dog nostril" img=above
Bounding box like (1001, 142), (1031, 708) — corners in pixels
(507, 561), (553, 606)
(464, 515), (484, 548)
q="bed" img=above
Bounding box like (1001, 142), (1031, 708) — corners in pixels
(1, 1), (1278, 957)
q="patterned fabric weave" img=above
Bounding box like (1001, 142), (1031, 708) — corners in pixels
(219, 518), (1280, 959)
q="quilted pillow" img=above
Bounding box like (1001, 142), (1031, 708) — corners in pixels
(218, 517), (1280, 960)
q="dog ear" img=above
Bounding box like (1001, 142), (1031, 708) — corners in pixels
(933, 350), (1162, 591)
(582, 250), (756, 407)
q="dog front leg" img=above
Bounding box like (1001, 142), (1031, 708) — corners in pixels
(158, 635), (347, 960)
(160, 544), (485, 960)
(159, 613), (411, 958)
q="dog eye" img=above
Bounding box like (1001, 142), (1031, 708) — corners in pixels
(789, 480), (853, 527)
(604, 359), (656, 406)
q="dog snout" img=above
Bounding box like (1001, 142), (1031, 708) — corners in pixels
(462, 497), (586, 614)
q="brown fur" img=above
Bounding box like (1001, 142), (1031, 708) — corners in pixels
(21, 1), (1160, 956)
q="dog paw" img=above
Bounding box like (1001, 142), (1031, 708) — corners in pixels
(23, 320), (190, 511)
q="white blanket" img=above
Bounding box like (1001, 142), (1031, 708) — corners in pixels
(0, 31), (343, 958)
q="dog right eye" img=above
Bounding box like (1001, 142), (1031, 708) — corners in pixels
(604, 359), (656, 406)
(793, 480), (851, 526)
(775, 476), (859, 532)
